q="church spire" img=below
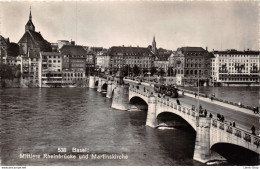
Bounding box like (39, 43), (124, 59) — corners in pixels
(25, 6), (35, 32)
(29, 6), (32, 20)
(152, 35), (157, 54)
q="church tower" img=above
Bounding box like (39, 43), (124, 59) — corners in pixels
(152, 35), (157, 54)
(25, 7), (35, 32)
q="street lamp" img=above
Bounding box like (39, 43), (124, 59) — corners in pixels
(197, 75), (200, 116)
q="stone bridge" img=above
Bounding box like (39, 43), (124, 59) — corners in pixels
(88, 75), (260, 163)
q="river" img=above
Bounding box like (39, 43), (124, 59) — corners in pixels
(0, 87), (258, 166)
(181, 86), (260, 108)
(0, 88), (200, 166)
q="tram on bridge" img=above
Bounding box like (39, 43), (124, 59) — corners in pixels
(154, 84), (179, 98)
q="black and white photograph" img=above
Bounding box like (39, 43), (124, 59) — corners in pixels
(0, 0), (259, 167)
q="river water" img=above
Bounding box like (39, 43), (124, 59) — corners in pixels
(0, 88), (200, 166)
(181, 86), (260, 108)
(0, 87), (258, 166)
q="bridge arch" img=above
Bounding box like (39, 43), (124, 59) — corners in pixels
(129, 96), (148, 105)
(156, 111), (196, 131)
(211, 142), (259, 165)
(102, 83), (108, 90)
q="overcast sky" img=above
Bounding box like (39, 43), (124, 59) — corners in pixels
(0, 1), (258, 51)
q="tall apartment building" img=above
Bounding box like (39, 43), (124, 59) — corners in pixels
(172, 47), (212, 86)
(211, 49), (260, 85)
(39, 52), (62, 87)
(60, 45), (87, 86)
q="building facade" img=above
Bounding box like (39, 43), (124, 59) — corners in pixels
(172, 47), (212, 86)
(39, 52), (62, 87)
(211, 49), (260, 85)
(60, 45), (87, 86)
(107, 46), (155, 75)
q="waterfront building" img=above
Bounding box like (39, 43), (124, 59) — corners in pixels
(107, 46), (155, 75)
(172, 47), (212, 86)
(18, 9), (52, 56)
(59, 45), (87, 86)
(96, 50), (110, 72)
(39, 52), (62, 87)
(20, 48), (41, 87)
(0, 35), (9, 64)
(211, 49), (260, 85)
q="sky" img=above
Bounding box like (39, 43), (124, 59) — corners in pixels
(0, 1), (259, 51)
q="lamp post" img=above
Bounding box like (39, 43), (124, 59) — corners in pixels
(197, 75), (200, 116)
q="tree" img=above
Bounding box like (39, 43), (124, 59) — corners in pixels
(122, 65), (130, 76)
(158, 68), (165, 76)
(150, 66), (157, 75)
(133, 64), (140, 76)
(0, 64), (15, 79)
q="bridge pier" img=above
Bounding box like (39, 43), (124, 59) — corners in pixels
(146, 95), (157, 128)
(111, 84), (129, 110)
(89, 76), (96, 88)
(193, 117), (212, 163)
(97, 78), (102, 92)
(106, 80), (112, 98)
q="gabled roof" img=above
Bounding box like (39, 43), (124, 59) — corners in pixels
(18, 30), (52, 52)
(179, 47), (206, 52)
(0, 35), (9, 46)
(60, 45), (87, 56)
(213, 50), (259, 55)
(108, 46), (154, 56)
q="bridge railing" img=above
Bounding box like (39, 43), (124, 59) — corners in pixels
(211, 118), (260, 147)
(130, 87), (198, 118)
(155, 96), (197, 119)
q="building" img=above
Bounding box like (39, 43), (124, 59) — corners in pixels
(0, 35), (9, 64)
(60, 45), (87, 86)
(152, 36), (157, 54)
(18, 9), (52, 56)
(57, 40), (75, 50)
(39, 52), (62, 87)
(96, 50), (110, 72)
(20, 48), (41, 87)
(154, 53), (172, 75)
(172, 47), (212, 86)
(107, 46), (155, 75)
(211, 49), (260, 85)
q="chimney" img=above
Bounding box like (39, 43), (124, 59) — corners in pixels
(206, 46), (208, 51)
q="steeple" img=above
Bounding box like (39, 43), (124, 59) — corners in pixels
(25, 7), (35, 32)
(29, 6), (32, 20)
(152, 35), (157, 54)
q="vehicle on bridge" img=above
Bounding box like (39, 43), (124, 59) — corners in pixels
(154, 84), (178, 98)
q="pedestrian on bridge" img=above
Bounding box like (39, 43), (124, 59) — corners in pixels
(204, 109), (208, 117)
(232, 121), (236, 127)
(176, 99), (180, 105)
(251, 125), (256, 135)
(217, 113), (221, 120)
(221, 115), (225, 122)
(209, 113), (213, 118)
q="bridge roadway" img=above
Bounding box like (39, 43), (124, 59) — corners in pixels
(176, 92), (259, 134)
(124, 79), (259, 134)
